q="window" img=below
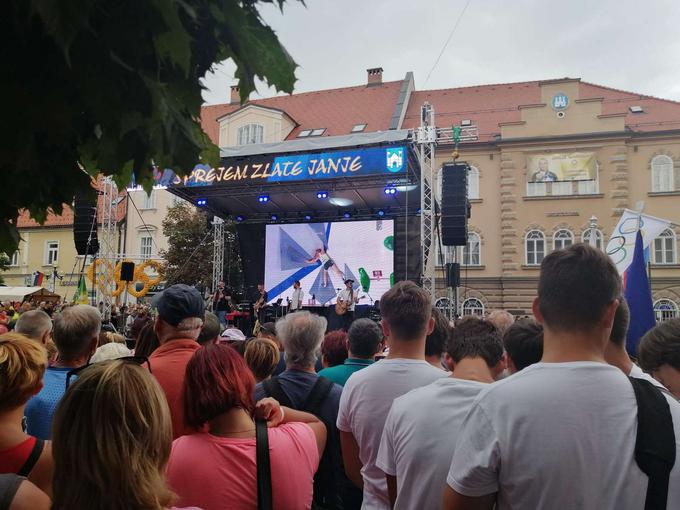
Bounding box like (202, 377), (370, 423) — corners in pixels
(9, 251), (19, 266)
(553, 229), (574, 251)
(653, 229), (677, 264)
(44, 241), (59, 265)
(237, 124), (264, 145)
(297, 129), (312, 138)
(140, 236), (153, 260)
(525, 230), (545, 265)
(582, 228), (604, 250)
(435, 297), (454, 318)
(462, 233), (481, 266)
(310, 128), (326, 137)
(351, 124), (367, 133)
(651, 155), (674, 192)
(654, 299), (679, 322)
(462, 298), (484, 316)
(468, 166), (480, 200)
(142, 190), (156, 209)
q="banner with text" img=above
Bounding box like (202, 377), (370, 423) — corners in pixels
(172, 145), (407, 187)
(527, 152), (597, 183)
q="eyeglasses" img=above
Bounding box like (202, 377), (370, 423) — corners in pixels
(65, 356), (152, 390)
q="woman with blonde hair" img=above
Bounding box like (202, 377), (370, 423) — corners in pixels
(51, 360), (198, 510)
(244, 337), (280, 383)
(0, 333), (53, 498)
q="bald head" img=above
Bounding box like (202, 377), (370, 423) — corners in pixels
(15, 310), (52, 345)
(487, 310), (514, 335)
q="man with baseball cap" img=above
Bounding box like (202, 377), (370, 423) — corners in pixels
(149, 284), (205, 438)
(337, 278), (359, 331)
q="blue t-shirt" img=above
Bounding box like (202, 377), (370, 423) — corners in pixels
(25, 366), (71, 439)
(318, 358), (374, 386)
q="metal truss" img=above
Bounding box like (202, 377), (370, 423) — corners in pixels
(212, 216), (225, 292)
(415, 102), (438, 300)
(96, 176), (118, 321)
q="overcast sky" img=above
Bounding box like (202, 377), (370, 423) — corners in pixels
(202, 0), (680, 105)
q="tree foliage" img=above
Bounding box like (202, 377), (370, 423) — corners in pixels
(2, 0), (298, 253)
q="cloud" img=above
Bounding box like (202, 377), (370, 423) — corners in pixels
(202, 0), (680, 104)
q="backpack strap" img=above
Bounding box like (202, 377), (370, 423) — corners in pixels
(255, 419), (273, 510)
(629, 376), (676, 510)
(302, 376), (334, 417)
(261, 376), (293, 409)
(17, 438), (44, 477)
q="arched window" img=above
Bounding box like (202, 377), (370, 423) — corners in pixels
(582, 228), (604, 250)
(653, 229), (677, 264)
(237, 124), (264, 145)
(462, 298), (484, 316)
(654, 299), (679, 322)
(651, 155), (674, 192)
(435, 297), (454, 318)
(525, 230), (545, 265)
(462, 233), (481, 266)
(468, 166), (480, 200)
(553, 229), (574, 251)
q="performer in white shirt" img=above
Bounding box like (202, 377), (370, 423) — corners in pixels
(289, 280), (304, 312)
(337, 279), (360, 331)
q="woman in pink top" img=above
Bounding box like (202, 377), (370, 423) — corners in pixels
(167, 343), (326, 510)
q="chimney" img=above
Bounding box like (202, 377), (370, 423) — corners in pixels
(230, 85), (240, 104)
(367, 67), (383, 86)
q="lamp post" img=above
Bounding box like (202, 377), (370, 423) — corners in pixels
(50, 263), (58, 293)
(588, 215), (598, 249)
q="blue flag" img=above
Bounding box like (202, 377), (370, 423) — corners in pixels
(624, 231), (656, 356)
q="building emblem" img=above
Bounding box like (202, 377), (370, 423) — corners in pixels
(386, 147), (404, 173)
(551, 93), (569, 110)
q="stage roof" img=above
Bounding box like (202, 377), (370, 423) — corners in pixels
(168, 131), (420, 223)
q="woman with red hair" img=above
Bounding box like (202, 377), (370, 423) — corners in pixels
(167, 343), (326, 510)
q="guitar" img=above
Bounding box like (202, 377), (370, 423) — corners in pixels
(335, 295), (366, 316)
(253, 294), (266, 315)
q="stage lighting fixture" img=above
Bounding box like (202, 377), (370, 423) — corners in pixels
(236, 215), (245, 222)
(270, 214), (279, 221)
(304, 214), (312, 221)
(196, 198), (207, 206)
(258, 194), (269, 203)
(342, 211), (351, 219)
(384, 186), (397, 195)
(377, 209), (386, 217)
(316, 191), (328, 199)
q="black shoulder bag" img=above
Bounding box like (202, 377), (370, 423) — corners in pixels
(256, 418), (273, 510)
(629, 376), (676, 510)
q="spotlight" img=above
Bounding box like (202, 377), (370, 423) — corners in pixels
(342, 211), (351, 219)
(304, 214), (312, 221)
(236, 215), (245, 222)
(377, 209), (386, 217)
(196, 198), (207, 207)
(316, 191), (329, 199)
(384, 186), (397, 196)
(258, 194), (269, 203)
(270, 214), (279, 221)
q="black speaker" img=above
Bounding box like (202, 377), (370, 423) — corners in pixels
(441, 163), (469, 246)
(73, 197), (99, 255)
(445, 262), (460, 288)
(120, 261), (135, 282)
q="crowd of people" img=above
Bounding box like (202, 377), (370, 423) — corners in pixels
(1, 243), (680, 509)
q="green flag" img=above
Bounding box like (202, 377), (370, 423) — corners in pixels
(75, 276), (88, 304)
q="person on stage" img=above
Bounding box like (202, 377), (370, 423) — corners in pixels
(253, 283), (268, 324)
(337, 279), (359, 331)
(212, 281), (232, 327)
(289, 280), (304, 312)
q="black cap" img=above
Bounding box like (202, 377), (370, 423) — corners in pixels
(152, 284), (205, 326)
(345, 279), (355, 285)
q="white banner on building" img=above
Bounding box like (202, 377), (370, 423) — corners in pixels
(605, 209), (670, 275)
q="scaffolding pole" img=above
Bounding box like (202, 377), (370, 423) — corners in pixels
(212, 216), (225, 293)
(415, 102), (438, 300)
(96, 177), (119, 321)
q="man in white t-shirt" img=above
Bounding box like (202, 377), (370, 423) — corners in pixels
(337, 281), (446, 509)
(376, 316), (504, 510)
(443, 243), (680, 510)
(289, 280), (304, 312)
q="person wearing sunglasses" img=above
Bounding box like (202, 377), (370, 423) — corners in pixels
(0, 333), (54, 499)
(51, 359), (199, 510)
(167, 343), (326, 510)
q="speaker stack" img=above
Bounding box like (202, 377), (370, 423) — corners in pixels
(441, 162), (470, 247)
(73, 197), (100, 256)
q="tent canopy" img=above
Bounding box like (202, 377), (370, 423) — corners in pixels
(0, 286), (61, 302)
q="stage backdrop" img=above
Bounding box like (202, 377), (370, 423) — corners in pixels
(264, 220), (394, 306)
